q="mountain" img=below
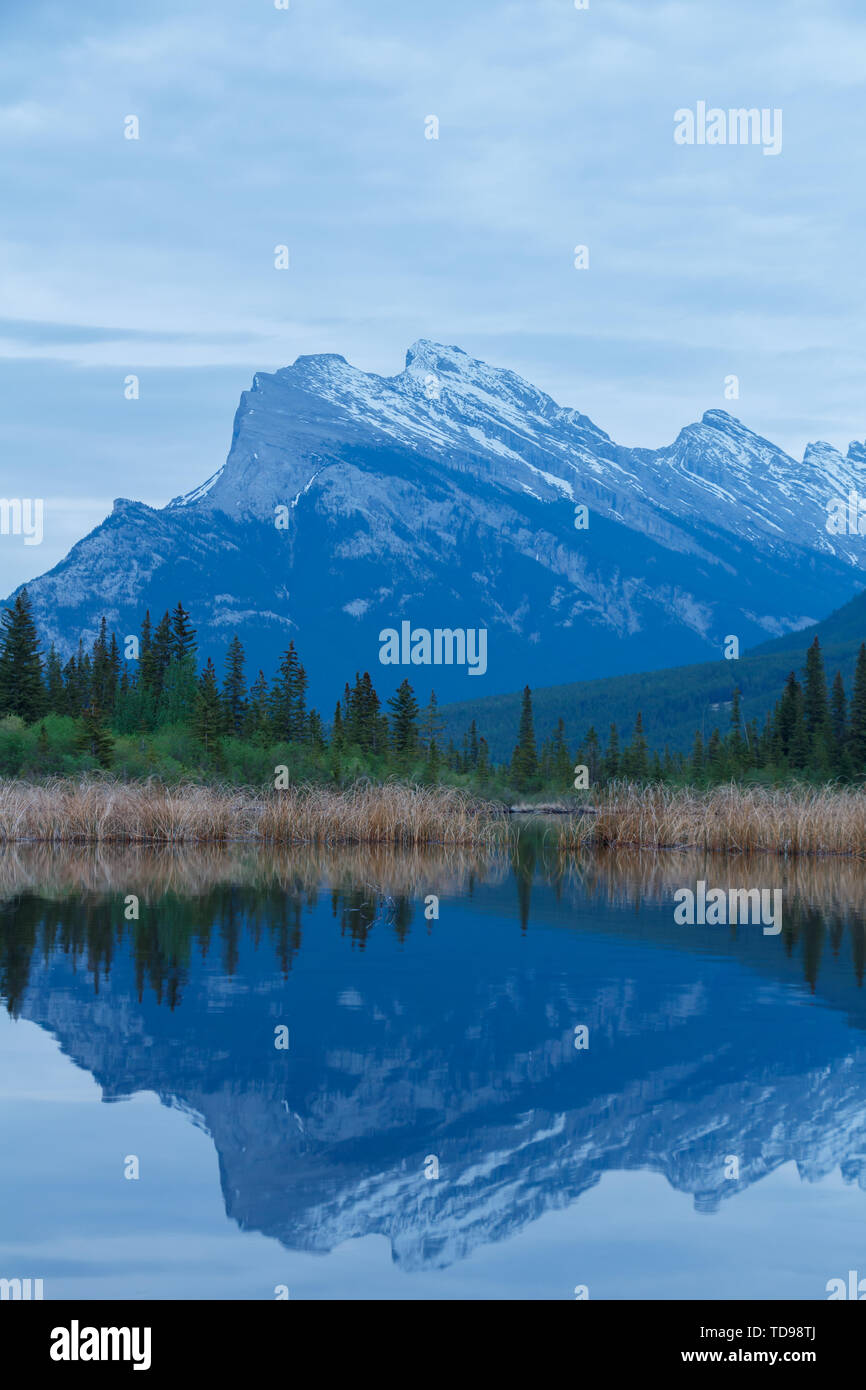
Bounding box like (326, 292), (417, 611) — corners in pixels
(11, 341), (866, 706)
(439, 589), (866, 760)
(7, 856), (866, 1284)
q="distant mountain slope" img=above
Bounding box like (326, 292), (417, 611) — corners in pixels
(439, 592), (866, 759)
(9, 340), (866, 707)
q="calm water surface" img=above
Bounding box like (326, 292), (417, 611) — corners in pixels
(1, 841), (865, 1300)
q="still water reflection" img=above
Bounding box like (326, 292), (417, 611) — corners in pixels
(1, 840), (865, 1300)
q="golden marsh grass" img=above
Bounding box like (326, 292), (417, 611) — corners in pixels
(0, 778), (504, 848)
(557, 782), (866, 857)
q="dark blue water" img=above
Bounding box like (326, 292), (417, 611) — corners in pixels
(1, 846), (865, 1300)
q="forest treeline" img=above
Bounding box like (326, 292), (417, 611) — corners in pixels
(0, 589), (863, 792)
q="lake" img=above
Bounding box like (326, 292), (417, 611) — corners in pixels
(1, 838), (865, 1301)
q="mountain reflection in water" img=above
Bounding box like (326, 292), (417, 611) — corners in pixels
(1, 840), (865, 1300)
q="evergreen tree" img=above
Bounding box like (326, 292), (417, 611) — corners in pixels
(193, 657), (224, 753)
(691, 729), (704, 781)
(270, 642), (308, 741)
(727, 688), (745, 769)
(331, 701), (345, 753)
(245, 670), (270, 739)
(91, 617), (117, 715)
(307, 709), (326, 751)
(706, 727), (724, 780)
(511, 685), (538, 790)
(159, 654), (198, 727)
(345, 672), (383, 753)
(170, 602), (197, 662)
(774, 671), (808, 768)
(831, 670), (848, 772)
(580, 726), (602, 785)
(604, 723), (620, 780)
(150, 612), (174, 699)
(0, 589), (45, 721)
(419, 690), (445, 752)
(76, 704), (114, 768)
(424, 735), (441, 783)
(45, 644), (64, 714)
(548, 718), (572, 787)
(222, 635), (247, 735)
(848, 644), (866, 771)
(387, 678), (420, 759)
(624, 711), (649, 781)
(803, 637), (830, 749)
(139, 610), (155, 691)
(476, 736), (490, 786)
(467, 719), (480, 771)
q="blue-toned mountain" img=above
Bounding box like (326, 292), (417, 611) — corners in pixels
(11, 341), (866, 704)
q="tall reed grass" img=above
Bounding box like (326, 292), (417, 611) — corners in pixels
(0, 778), (504, 848)
(558, 782), (866, 857)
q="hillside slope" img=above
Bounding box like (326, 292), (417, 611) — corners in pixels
(439, 592), (866, 759)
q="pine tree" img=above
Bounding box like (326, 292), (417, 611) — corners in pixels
(387, 678), (420, 759)
(511, 685), (538, 791)
(307, 709), (326, 751)
(848, 645), (866, 771)
(91, 617), (117, 715)
(745, 720), (760, 768)
(604, 723), (620, 781)
(150, 612), (173, 699)
(468, 719), (480, 771)
(476, 736), (490, 785)
(139, 610), (155, 691)
(424, 735), (441, 783)
(691, 729), (704, 781)
(803, 637), (830, 750)
(193, 658), (224, 753)
(245, 670), (270, 739)
(624, 711), (649, 781)
(727, 688), (745, 769)
(76, 704), (114, 768)
(706, 727), (724, 780)
(774, 671), (808, 768)
(345, 672), (383, 753)
(831, 670), (848, 772)
(170, 602), (197, 662)
(159, 652), (197, 727)
(331, 701), (345, 752)
(419, 690), (446, 752)
(0, 589), (45, 721)
(551, 718), (572, 787)
(45, 644), (64, 714)
(270, 642), (308, 742)
(61, 655), (79, 716)
(222, 635), (247, 735)
(108, 631), (121, 692)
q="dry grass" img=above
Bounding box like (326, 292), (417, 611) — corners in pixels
(0, 778), (504, 848)
(559, 782), (866, 857)
(0, 839), (503, 904)
(558, 845), (866, 919)
(3, 778), (865, 860)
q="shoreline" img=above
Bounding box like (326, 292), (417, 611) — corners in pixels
(0, 778), (865, 857)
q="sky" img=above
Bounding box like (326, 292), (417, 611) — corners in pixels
(1, 0), (865, 592)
